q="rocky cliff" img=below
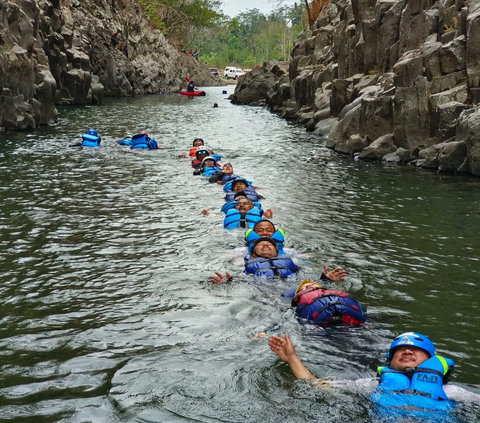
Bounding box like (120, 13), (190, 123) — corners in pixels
(232, 0), (480, 177)
(0, 0), (217, 130)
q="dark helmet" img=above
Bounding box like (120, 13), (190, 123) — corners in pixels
(86, 129), (97, 136)
(386, 332), (436, 360)
(193, 138), (204, 146)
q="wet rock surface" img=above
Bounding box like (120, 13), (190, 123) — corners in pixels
(231, 0), (480, 177)
(0, 0), (218, 130)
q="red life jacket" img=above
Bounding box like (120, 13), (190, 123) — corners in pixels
(294, 287), (366, 326)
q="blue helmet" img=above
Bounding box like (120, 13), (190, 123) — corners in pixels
(86, 129), (97, 136)
(386, 332), (436, 360)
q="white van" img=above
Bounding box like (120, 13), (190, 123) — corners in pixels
(224, 67), (245, 80)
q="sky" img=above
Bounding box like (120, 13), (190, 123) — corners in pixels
(221, 0), (276, 18)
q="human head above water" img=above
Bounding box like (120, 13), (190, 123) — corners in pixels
(253, 220), (275, 237)
(235, 198), (253, 213)
(232, 179), (248, 192)
(387, 332), (436, 371)
(251, 237), (278, 258)
(193, 138), (204, 147)
(222, 163), (233, 174)
(195, 146), (210, 159)
(201, 157), (216, 167)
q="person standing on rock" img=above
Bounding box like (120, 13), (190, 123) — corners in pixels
(111, 29), (121, 48)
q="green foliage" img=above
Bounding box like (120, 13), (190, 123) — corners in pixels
(137, 0), (223, 44)
(194, 4), (305, 69)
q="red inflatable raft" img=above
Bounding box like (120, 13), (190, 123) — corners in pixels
(180, 90), (206, 96)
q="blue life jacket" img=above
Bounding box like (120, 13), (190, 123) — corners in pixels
(223, 177), (252, 192)
(292, 287), (366, 326)
(216, 174), (239, 184)
(131, 133), (158, 150)
(221, 200), (262, 214)
(245, 228), (285, 255)
(117, 137), (132, 146)
(210, 153), (221, 162)
(225, 186), (260, 202)
(81, 133), (101, 148)
(201, 166), (222, 176)
(371, 356), (455, 420)
(224, 208), (262, 229)
(244, 255), (298, 279)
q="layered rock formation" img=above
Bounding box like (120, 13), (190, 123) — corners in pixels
(0, 0), (217, 130)
(233, 0), (480, 177)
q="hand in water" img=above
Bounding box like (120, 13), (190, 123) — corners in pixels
(324, 266), (346, 281)
(210, 271), (231, 284)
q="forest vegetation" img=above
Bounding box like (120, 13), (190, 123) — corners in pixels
(137, 0), (308, 69)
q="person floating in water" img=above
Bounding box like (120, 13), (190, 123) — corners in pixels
(268, 331), (480, 420)
(210, 237), (344, 282)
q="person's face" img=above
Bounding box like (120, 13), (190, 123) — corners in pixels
(196, 150), (208, 160)
(236, 198), (252, 213)
(193, 139), (203, 147)
(203, 160), (215, 167)
(222, 164), (233, 174)
(390, 346), (430, 371)
(298, 282), (320, 293)
(252, 241), (277, 258)
(254, 221), (275, 237)
(233, 181), (247, 192)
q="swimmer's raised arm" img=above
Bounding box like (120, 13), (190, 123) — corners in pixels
(268, 333), (316, 380)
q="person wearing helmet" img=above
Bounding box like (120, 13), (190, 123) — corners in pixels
(193, 156), (222, 176)
(192, 146), (221, 168)
(267, 332), (480, 417)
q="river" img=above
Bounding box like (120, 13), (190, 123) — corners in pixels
(1, 87), (479, 422)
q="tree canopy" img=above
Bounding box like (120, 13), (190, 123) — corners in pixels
(137, 0), (305, 67)
(193, 4), (305, 68)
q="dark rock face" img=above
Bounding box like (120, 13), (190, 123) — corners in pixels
(0, 0), (218, 130)
(232, 0), (480, 176)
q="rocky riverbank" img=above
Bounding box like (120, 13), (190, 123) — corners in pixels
(0, 0), (219, 131)
(231, 0), (480, 177)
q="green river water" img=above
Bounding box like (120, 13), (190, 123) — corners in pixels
(0, 87), (479, 422)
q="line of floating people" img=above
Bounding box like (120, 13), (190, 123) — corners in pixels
(184, 136), (479, 420)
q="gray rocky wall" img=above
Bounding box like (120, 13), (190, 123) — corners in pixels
(0, 0), (217, 130)
(232, 0), (480, 177)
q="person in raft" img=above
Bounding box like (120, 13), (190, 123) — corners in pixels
(210, 237), (345, 282)
(187, 80), (196, 92)
(268, 332), (480, 420)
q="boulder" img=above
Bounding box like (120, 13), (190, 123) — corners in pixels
(359, 94), (394, 142)
(466, 8), (480, 87)
(437, 141), (467, 172)
(393, 76), (431, 150)
(327, 103), (362, 150)
(383, 147), (412, 164)
(359, 133), (397, 160)
(439, 36), (466, 74)
(393, 52), (424, 87)
(231, 66), (277, 105)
